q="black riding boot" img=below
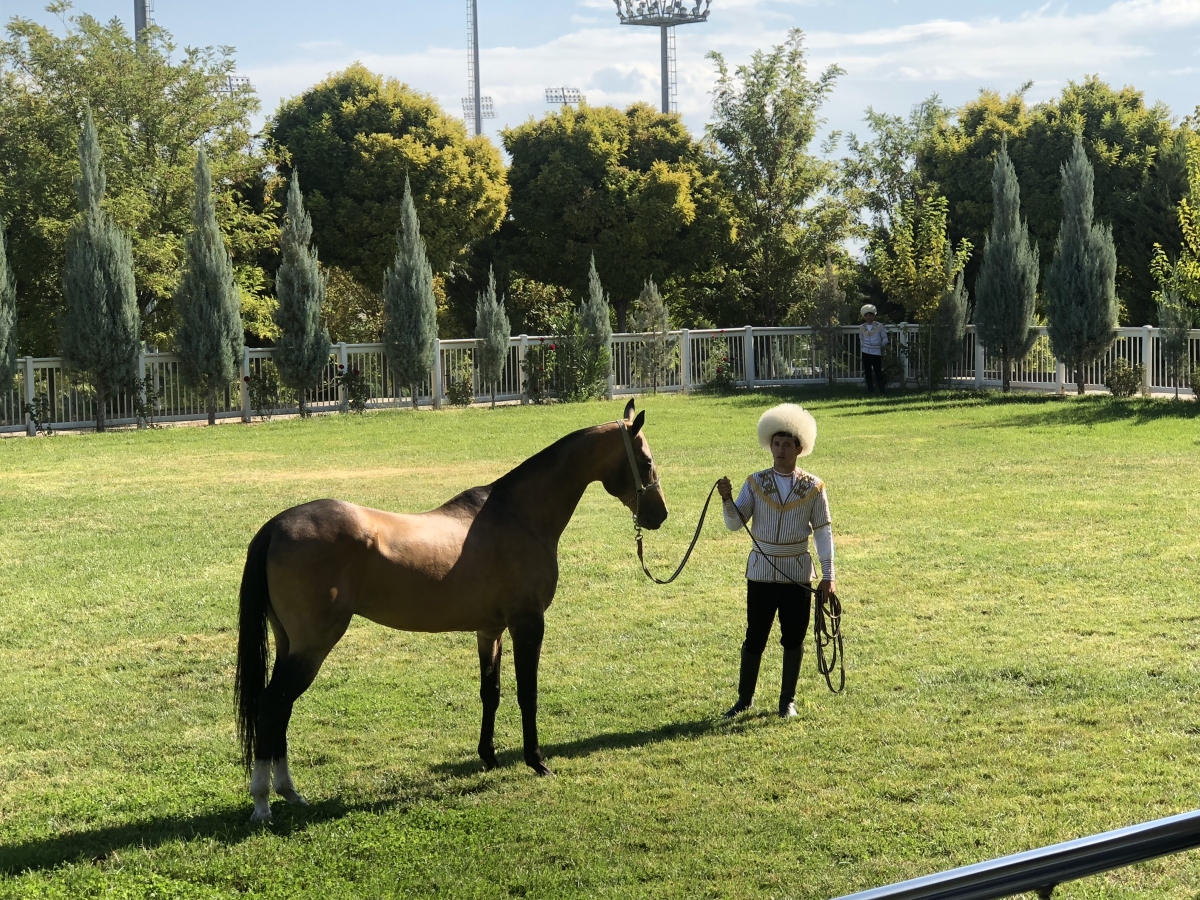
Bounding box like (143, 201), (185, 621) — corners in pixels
(778, 647), (803, 718)
(723, 646), (762, 718)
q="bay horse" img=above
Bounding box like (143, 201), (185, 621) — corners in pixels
(234, 399), (667, 821)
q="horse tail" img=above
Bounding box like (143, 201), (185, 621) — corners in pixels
(235, 523), (273, 772)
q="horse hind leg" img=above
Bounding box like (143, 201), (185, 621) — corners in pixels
(251, 652), (323, 821)
(476, 629), (504, 770)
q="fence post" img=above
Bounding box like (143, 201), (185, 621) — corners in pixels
(680, 328), (691, 393)
(136, 350), (147, 428)
(338, 342), (348, 412)
(518, 335), (529, 404)
(974, 333), (985, 390)
(23, 356), (35, 436)
(606, 335), (615, 400)
(432, 339), (444, 409)
(900, 324), (910, 387)
(240, 347), (251, 423)
(744, 325), (755, 388)
(1142, 325), (1153, 397)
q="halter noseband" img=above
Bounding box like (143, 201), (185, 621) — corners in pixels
(618, 420), (659, 504)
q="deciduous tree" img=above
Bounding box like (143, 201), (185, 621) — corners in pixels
(382, 178), (437, 410)
(175, 150), (245, 425)
(1044, 137), (1118, 395)
(974, 140), (1038, 392)
(273, 172), (330, 417)
(59, 107), (139, 431)
(0, 219), (16, 387)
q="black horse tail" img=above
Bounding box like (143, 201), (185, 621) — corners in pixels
(235, 523), (273, 772)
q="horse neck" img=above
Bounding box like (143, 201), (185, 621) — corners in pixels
(496, 423), (622, 541)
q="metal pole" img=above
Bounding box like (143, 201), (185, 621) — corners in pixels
(134, 0), (150, 42)
(660, 25), (670, 114)
(471, 0), (483, 136)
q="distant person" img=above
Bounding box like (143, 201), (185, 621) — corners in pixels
(716, 404), (835, 719)
(859, 304), (887, 393)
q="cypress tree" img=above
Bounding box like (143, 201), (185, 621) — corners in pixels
(175, 150), (245, 425)
(0, 219), (16, 388)
(974, 139), (1038, 392)
(60, 106), (140, 431)
(630, 278), (675, 393)
(273, 172), (330, 418)
(578, 254), (613, 397)
(475, 267), (510, 408)
(933, 248), (969, 389)
(382, 177), (437, 410)
(1157, 288), (1192, 400)
(1045, 136), (1118, 395)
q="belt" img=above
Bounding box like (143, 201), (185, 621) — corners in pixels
(750, 539), (810, 558)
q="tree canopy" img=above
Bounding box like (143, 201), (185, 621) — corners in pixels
(502, 102), (732, 331)
(0, 4), (275, 352)
(267, 64), (507, 290)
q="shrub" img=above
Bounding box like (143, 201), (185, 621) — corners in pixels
(335, 364), (371, 413)
(702, 336), (737, 394)
(522, 339), (556, 404)
(445, 358), (475, 408)
(1104, 358), (1143, 398)
(23, 395), (53, 435)
(244, 362), (281, 420)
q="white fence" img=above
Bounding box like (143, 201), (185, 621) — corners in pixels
(3, 324), (1198, 434)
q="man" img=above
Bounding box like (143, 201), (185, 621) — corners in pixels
(859, 304), (887, 393)
(717, 404), (835, 718)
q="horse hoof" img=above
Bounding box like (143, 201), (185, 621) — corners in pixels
(250, 807), (272, 823)
(481, 754), (499, 771)
(281, 791), (308, 806)
(531, 762), (554, 777)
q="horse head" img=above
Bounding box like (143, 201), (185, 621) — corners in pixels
(603, 398), (668, 530)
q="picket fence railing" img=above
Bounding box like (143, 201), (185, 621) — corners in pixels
(3, 323), (1198, 435)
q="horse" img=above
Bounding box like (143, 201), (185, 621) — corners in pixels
(234, 399), (667, 821)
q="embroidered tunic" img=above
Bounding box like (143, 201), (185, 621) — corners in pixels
(860, 321), (888, 355)
(722, 468), (835, 584)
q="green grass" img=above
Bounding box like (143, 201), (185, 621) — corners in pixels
(1, 390), (1199, 899)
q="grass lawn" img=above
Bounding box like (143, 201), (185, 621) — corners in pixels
(1, 389), (1199, 899)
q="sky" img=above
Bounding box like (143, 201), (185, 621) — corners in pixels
(3, 0), (1199, 149)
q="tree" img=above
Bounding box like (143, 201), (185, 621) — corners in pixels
(932, 250), (969, 389)
(59, 106), (139, 432)
(974, 139), (1038, 392)
(707, 29), (854, 325)
(1151, 138), (1200, 312)
(502, 102), (732, 330)
(579, 254), (613, 392)
(806, 259), (847, 386)
(0, 219), (15, 387)
(1157, 289), (1192, 399)
(382, 178), (437, 410)
(0, 6), (276, 352)
(474, 267), (509, 408)
(175, 150), (245, 425)
(272, 172), (330, 417)
(923, 78), (1181, 325)
(1044, 137), (1118, 395)
(630, 279), (676, 393)
(267, 64), (506, 289)
(871, 195), (971, 324)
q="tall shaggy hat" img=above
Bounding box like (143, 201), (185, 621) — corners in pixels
(860, 304), (877, 316)
(757, 403), (817, 457)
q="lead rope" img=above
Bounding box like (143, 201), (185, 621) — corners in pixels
(633, 479), (845, 693)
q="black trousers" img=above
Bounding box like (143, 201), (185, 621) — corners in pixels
(862, 352), (884, 392)
(743, 580), (812, 654)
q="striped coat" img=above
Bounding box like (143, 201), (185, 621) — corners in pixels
(722, 468), (835, 584)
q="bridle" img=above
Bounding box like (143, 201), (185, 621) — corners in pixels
(618, 419), (845, 692)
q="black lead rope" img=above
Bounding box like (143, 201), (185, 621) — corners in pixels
(633, 478), (845, 694)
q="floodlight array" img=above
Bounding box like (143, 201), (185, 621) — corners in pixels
(546, 87), (584, 105)
(613, 0), (710, 26)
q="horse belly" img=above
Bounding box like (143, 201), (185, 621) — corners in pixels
(353, 559), (505, 634)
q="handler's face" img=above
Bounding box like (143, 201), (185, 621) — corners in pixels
(771, 434), (799, 472)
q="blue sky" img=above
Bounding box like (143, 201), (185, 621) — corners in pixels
(5, 0), (1199, 146)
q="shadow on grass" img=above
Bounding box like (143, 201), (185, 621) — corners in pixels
(2, 718), (733, 876)
(430, 715), (728, 777)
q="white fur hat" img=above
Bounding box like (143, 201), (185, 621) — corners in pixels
(861, 304), (877, 316)
(757, 404), (817, 457)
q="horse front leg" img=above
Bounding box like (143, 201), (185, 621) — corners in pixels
(476, 628), (504, 770)
(510, 613), (552, 776)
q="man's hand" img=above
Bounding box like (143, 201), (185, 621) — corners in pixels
(817, 579), (835, 601)
(717, 476), (733, 501)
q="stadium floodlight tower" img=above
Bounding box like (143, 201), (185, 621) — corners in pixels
(613, 0), (711, 114)
(134, 0), (152, 42)
(464, 0), (496, 136)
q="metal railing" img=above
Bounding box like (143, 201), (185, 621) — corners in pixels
(833, 808), (1200, 899)
(4, 323), (1198, 434)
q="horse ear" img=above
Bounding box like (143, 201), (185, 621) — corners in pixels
(623, 398), (636, 422)
(630, 410), (646, 438)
